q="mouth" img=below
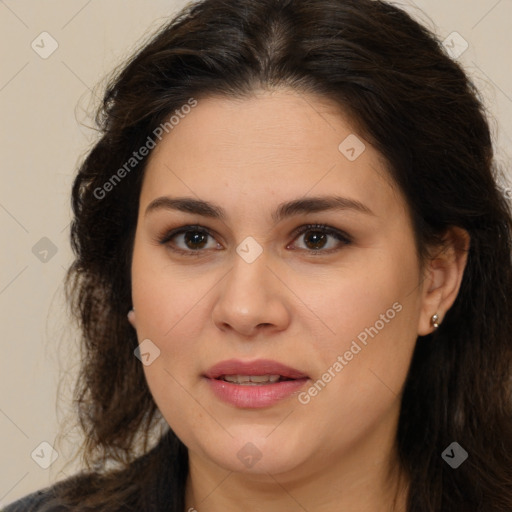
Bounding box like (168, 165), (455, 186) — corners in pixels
(204, 358), (308, 381)
(203, 359), (310, 408)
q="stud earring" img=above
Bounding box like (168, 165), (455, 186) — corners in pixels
(431, 313), (440, 329)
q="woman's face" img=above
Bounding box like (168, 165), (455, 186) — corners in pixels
(129, 88), (429, 478)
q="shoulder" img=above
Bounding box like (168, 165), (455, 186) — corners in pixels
(2, 474), (92, 512)
(2, 485), (65, 511)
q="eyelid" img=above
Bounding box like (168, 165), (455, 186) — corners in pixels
(156, 223), (352, 255)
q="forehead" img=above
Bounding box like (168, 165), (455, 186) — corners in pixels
(141, 89), (405, 220)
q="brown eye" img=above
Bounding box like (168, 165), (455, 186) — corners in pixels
(290, 224), (352, 253)
(302, 230), (329, 250)
(158, 225), (220, 256)
(181, 230), (209, 250)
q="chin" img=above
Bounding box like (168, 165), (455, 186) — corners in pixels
(202, 429), (309, 476)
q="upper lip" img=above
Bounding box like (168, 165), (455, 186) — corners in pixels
(204, 359), (308, 380)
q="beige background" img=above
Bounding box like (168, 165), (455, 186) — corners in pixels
(1, 0), (511, 506)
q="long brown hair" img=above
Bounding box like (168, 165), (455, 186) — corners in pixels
(54, 0), (512, 510)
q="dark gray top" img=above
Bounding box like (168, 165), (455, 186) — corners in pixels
(3, 484), (66, 511)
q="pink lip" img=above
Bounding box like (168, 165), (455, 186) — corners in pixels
(203, 359), (309, 409)
(204, 359), (308, 380)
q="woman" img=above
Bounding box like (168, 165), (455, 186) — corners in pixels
(4, 0), (512, 510)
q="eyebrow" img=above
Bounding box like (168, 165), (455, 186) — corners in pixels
(145, 195), (374, 223)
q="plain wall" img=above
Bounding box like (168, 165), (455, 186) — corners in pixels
(1, 0), (511, 506)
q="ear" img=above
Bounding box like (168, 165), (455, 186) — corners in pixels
(417, 226), (470, 335)
(127, 308), (137, 329)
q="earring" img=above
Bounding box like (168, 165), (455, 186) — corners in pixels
(431, 313), (440, 329)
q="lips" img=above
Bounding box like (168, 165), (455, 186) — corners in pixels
(203, 359), (310, 408)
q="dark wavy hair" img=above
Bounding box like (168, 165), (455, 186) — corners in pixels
(51, 0), (512, 510)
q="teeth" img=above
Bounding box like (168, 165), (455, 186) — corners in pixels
(248, 374), (281, 383)
(222, 374), (281, 384)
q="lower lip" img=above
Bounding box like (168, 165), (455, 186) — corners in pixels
(205, 377), (309, 408)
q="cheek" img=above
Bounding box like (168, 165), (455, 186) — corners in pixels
(296, 245), (420, 408)
(131, 239), (201, 336)
(300, 245), (420, 354)
(130, 240), (222, 385)
(130, 243), (206, 421)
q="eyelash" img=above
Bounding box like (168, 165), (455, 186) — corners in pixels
(156, 223), (352, 257)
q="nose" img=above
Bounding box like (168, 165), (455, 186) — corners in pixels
(211, 251), (291, 338)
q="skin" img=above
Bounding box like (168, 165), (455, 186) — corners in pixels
(128, 88), (469, 512)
